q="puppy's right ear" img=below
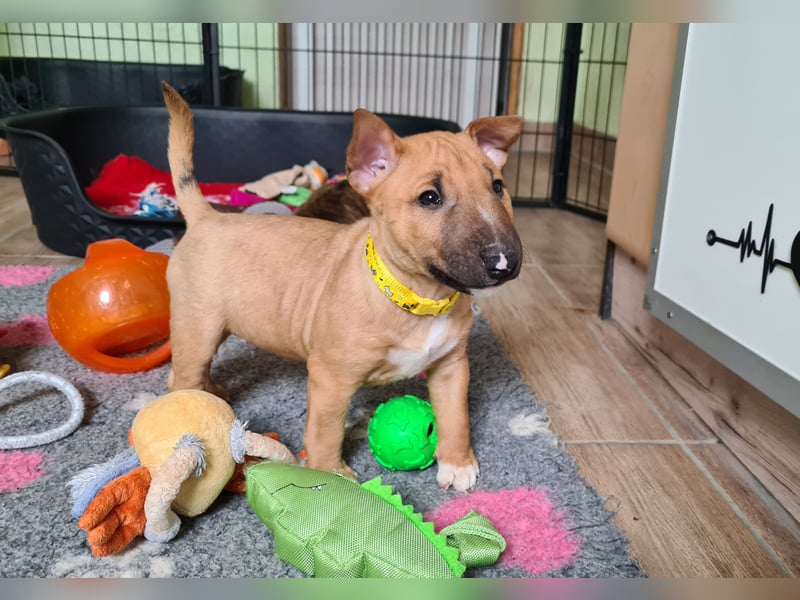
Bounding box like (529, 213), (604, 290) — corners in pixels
(346, 109), (398, 194)
(465, 115), (524, 170)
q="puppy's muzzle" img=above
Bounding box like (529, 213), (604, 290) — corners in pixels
(431, 233), (523, 293)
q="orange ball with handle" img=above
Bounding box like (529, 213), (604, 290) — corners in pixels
(47, 239), (172, 373)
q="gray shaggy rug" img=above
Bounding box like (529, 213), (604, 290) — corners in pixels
(0, 264), (642, 578)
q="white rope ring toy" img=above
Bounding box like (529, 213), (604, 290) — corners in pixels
(0, 371), (85, 449)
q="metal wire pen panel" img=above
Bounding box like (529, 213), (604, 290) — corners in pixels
(0, 22), (629, 217)
(0, 23), (241, 113)
(566, 23), (631, 216)
(504, 23), (568, 206)
(217, 23), (281, 109)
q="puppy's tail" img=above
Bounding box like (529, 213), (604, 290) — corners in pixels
(161, 81), (215, 226)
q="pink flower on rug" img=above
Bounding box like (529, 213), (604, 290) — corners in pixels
(0, 451), (45, 492)
(0, 266), (57, 287)
(0, 314), (55, 346)
(425, 487), (580, 575)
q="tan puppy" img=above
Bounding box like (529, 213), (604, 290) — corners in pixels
(161, 82), (523, 491)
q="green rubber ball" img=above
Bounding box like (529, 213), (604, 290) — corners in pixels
(368, 394), (437, 471)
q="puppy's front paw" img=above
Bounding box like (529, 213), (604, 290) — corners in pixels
(307, 457), (358, 481)
(332, 463), (359, 481)
(437, 460), (480, 492)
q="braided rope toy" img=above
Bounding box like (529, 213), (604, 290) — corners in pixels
(0, 370), (85, 449)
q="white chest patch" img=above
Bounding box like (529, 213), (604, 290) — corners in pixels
(386, 316), (459, 380)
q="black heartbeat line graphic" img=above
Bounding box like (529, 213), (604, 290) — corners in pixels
(706, 203), (800, 294)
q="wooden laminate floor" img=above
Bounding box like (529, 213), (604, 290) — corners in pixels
(1, 175), (799, 577)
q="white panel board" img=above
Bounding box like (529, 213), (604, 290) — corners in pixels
(646, 24), (800, 417)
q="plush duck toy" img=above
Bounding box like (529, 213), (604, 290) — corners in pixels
(68, 389), (297, 556)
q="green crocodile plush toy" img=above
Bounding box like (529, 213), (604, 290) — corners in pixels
(245, 462), (506, 578)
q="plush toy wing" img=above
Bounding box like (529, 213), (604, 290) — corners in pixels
(245, 462), (505, 578)
(77, 466), (151, 557)
(67, 448), (150, 556)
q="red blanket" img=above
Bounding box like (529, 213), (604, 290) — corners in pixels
(85, 154), (243, 215)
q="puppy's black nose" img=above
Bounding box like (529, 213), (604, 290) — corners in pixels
(482, 251), (519, 282)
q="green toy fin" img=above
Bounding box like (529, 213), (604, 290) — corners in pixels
(361, 477), (465, 577)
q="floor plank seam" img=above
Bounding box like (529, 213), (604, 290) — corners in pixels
(0, 225), (28, 245)
(523, 261), (604, 268)
(564, 439), (719, 446)
(0, 254), (78, 260)
(533, 263), (572, 306)
(680, 443), (794, 576)
(587, 319), (794, 576)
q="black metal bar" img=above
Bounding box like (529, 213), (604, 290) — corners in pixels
(201, 23), (221, 106)
(494, 23), (514, 115)
(550, 23), (583, 206)
(596, 24), (623, 215)
(599, 240), (616, 319)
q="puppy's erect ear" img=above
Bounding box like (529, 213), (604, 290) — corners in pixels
(346, 109), (399, 194)
(465, 115), (524, 170)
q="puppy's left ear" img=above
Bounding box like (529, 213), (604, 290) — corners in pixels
(346, 109), (399, 195)
(465, 115), (524, 170)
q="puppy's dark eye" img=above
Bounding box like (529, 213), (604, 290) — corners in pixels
(492, 179), (504, 196)
(417, 190), (442, 207)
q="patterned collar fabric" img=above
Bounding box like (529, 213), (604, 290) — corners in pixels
(364, 233), (461, 317)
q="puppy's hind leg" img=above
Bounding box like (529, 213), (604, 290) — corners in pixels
(167, 314), (230, 400)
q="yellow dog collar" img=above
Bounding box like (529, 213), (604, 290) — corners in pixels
(365, 233), (461, 317)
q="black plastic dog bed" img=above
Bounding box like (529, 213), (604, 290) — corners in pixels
(2, 106), (460, 257)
